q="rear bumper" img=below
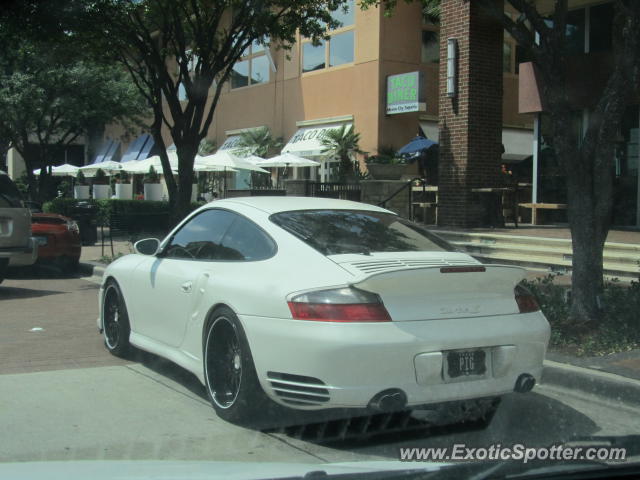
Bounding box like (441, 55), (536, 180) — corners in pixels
(241, 312), (550, 410)
(5, 238), (37, 266)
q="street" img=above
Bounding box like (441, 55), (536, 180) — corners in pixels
(1, 273), (640, 465)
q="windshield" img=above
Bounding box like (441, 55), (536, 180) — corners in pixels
(270, 209), (454, 255)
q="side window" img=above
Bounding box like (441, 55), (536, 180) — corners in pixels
(220, 215), (276, 261)
(164, 209), (236, 260)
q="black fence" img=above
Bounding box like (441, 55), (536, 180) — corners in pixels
(306, 182), (361, 202)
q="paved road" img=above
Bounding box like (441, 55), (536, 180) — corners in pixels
(1, 273), (639, 468)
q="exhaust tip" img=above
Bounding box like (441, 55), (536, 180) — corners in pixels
(514, 374), (536, 393)
(368, 389), (408, 412)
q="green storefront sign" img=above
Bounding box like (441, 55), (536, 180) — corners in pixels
(386, 71), (426, 115)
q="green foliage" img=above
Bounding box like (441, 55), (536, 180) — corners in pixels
(523, 274), (640, 356)
(320, 125), (365, 181)
(57, 180), (72, 197)
(76, 170), (87, 185)
(366, 145), (402, 164)
(93, 168), (107, 184)
(198, 139), (217, 156)
(144, 166), (160, 184)
(44, 198), (204, 233)
(236, 127), (283, 158)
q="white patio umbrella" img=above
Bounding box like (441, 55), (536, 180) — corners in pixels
(198, 151), (269, 174)
(122, 154), (179, 174)
(242, 154), (267, 165)
(32, 168), (41, 176)
(193, 163), (238, 173)
(255, 152), (320, 168)
(79, 160), (123, 176)
(50, 163), (80, 177)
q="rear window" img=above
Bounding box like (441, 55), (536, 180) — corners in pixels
(270, 209), (454, 255)
(0, 174), (23, 208)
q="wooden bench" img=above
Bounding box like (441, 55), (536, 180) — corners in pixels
(518, 203), (567, 225)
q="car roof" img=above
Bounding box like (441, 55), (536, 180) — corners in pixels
(208, 196), (393, 215)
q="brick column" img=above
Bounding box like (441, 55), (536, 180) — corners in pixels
(437, 0), (503, 227)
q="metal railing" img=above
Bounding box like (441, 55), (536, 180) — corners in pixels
(306, 182), (361, 201)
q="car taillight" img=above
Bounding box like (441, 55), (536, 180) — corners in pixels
(515, 285), (540, 313)
(66, 220), (79, 234)
(288, 287), (391, 322)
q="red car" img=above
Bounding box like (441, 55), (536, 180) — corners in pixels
(31, 213), (82, 272)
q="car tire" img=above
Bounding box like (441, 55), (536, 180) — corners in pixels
(0, 258), (7, 284)
(102, 280), (131, 357)
(203, 307), (268, 426)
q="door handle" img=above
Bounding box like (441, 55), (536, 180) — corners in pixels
(181, 281), (193, 293)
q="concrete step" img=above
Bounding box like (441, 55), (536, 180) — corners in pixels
(434, 230), (640, 282)
(455, 241), (640, 266)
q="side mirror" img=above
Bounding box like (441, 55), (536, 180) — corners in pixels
(134, 238), (161, 256)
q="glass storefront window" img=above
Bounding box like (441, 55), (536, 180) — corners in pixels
(329, 31), (354, 67)
(232, 40), (270, 89)
(589, 3), (614, 52)
(503, 41), (513, 73)
(250, 55), (269, 84)
(231, 60), (249, 89)
(565, 9), (585, 55)
(421, 30), (439, 64)
(302, 42), (326, 72)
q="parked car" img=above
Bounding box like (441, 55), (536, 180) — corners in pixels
(97, 197), (550, 428)
(25, 213), (82, 272)
(0, 170), (35, 283)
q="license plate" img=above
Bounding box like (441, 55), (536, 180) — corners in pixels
(447, 349), (486, 378)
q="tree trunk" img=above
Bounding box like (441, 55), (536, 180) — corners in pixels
(170, 142), (198, 227)
(565, 146), (614, 330)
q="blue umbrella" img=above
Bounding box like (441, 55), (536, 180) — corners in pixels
(397, 135), (438, 157)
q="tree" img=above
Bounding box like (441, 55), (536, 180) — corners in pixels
(236, 127), (284, 158)
(364, 0), (640, 328)
(84, 0), (347, 223)
(0, 43), (147, 201)
(320, 125), (365, 181)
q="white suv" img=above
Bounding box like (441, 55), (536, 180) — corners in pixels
(0, 171), (35, 283)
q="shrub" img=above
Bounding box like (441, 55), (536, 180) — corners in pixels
(523, 274), (640, 356)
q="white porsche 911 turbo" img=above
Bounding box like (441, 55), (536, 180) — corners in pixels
(98, 196), (550, 428)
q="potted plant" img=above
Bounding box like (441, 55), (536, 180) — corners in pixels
(92, 168), (111, 199)
(143, 166), (162, 201)
(114, 170), (133, 200)
(365, 146), (408, 180)
(74, 170), (90, 199)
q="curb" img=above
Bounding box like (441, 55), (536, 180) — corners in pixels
(542, 359), (640, 406)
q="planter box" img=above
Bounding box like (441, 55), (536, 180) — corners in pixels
(92, 184), (110, 200)
(366, 163), (407, 180)
(191, 184), (198, 202)
(73, 185), (90, 200)
(144, 183), (163, 201)
(115, 183), (133, 200)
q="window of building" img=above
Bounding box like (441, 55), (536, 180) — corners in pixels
(231, 39), (270, 89)
(421, 30), (439, 64)
(301, 0), (355, 73)
(503, 41), (513, 73)
(589, 2), (614, 52)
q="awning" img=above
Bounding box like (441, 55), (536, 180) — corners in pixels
(92, 139), (119, 164)
(121, 134), (154, 162)
(281, 123), (352, 157)
(502, 128), (533, 161)
(419, 121), (439, 142)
